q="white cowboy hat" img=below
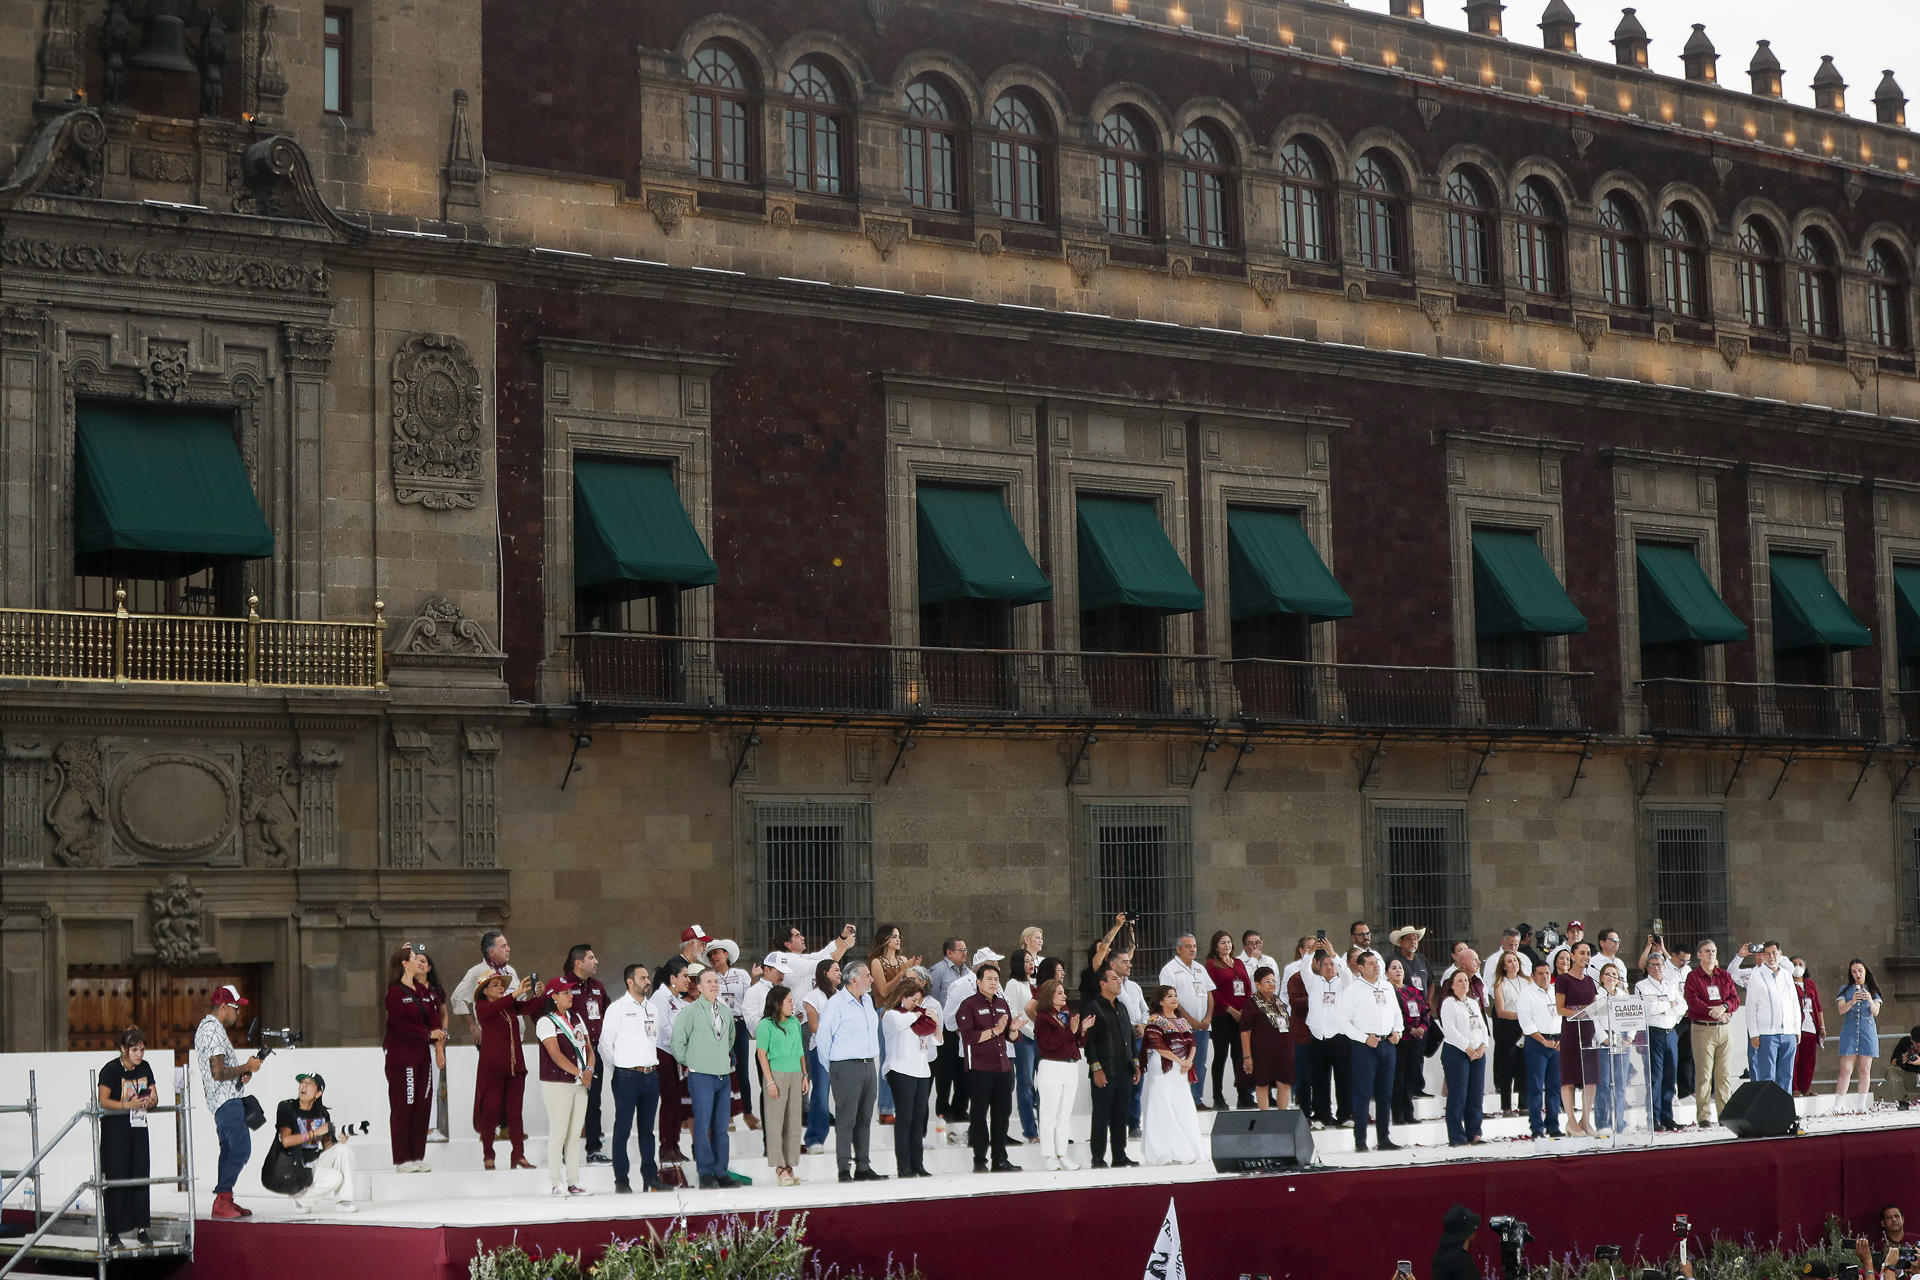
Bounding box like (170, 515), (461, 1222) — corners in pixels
(704, 937), (741, 967)
(1387, 926), (1428, 945)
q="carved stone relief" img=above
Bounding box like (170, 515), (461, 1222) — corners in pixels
(148, 874), (205, 966)
(298, 742), (342, 867)
(46, 739), (108, 867)
(388, 724), (503, 870)
(391, 334), (485, 509)
(389, 597), (504, 659)
(442, 89), (484, 220)
(0, 238), (329, 295)
(2, 737), (53, 868)
(241, 743), (299, 868)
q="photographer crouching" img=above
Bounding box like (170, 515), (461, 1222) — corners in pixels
(262, 1073), (361, 1215)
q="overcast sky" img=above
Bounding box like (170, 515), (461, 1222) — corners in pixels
(1349, 0), (1920, 113)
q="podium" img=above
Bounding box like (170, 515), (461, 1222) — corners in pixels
(1564, 992), (1654, 1145)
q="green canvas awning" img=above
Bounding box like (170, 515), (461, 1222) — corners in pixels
(1896, 566), (1920, 660)
(1076, 496), (1204, 614)
(1636, 544), (1747, 646)
(573, 457), (718, 589)
(1769, 552), (1870, 653)
(1227, 507), (1353, 622)
(915, 485), (1052, 605)
(1471, 528), (1588, 637)
(73, 405), (274, 569)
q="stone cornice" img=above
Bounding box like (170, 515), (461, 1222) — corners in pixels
(1599, 447), (1740, 473)
(1440, 429), (1584, 458)
(533, 337), (736, 375)
(871, 370), (1351, 430)
(1738, 460), (1868, 487)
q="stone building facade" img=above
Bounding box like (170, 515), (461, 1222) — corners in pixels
(4, 0), (1920, 1054)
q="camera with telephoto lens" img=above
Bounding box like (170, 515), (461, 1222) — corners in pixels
(1489, 1216), (1534, 1280)
(260, 1027), (304, 1049)
(1539, 923), (1564, 953)
(333, 1119), (371, 1138)
(1597, 1247), (1624, 1262)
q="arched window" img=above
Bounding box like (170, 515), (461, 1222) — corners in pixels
(1794, 229), (1839, 339)
(1869, 242), (1909, 350)
(784, 57), (848, 195)
(1513, 178), (1563, 297)
(1099, 108), (1155, 238)
(1277, 139), (1331, 263)
(1661, 205), (1707, 319)
(902, 77), (963, 212)
(989, 91), (1048, 223)
(1736, 218), (1782, 329)
(1354, 150), (1405, 273)
(1444, 168), (1495, 287)
(1179, 122), (1235, 250)
(687, 44), (754, 183)
(1598, 193), (1643, 308)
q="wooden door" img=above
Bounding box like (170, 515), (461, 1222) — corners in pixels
(68, 965), (265, 1055)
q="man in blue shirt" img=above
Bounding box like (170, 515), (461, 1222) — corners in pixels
(817, 960), (886, 1183)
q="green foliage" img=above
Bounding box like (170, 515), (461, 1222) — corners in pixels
(468, 1233), (585, 1280)
(1520, 1223), (1867, 1280)
(470, 1215), (929, 1280)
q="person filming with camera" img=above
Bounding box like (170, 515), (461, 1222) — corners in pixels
(1857, 1206), (1917, 1280)
(265, 1073), (359, 1214)
(195, 984), (263, 1220)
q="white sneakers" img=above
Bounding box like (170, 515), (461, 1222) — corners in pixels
(1042, 1157), (1061, 1172)
(393, 1160), (430, 1174)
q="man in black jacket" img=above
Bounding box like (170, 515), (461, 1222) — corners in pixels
(1082, 963), (1140, 1169)
(1432, 1205), (1482, 1280)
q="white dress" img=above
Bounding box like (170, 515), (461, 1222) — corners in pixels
(1139, 1020), (1206, 1166)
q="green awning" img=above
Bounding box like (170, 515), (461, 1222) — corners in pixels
(1769, 552), (1870, 653)
(1636, 544), (1747, 646)
(573, 457), (718, 589)
(1471, 528), (1587, 637)
(915, 485), (1052, 605)
(73, 405), (274, 568)
(1896, 566), (1920, 660)
(1227, 507), (1353, 622)
(1076, 496), (1204, 614)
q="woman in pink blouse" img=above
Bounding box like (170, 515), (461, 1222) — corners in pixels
(1203, 930), (1253, 1110)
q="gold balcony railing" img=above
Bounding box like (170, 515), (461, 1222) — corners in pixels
(0, 593), (387, 690)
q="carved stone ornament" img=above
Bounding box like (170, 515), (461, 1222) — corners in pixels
(866, 0), (899, 32)
(1655, 324), (1675, 345)
(46, 739), (107, 868)
(281, 323), (336, 374)
(443, 88), (484, 220)
(1065, 243), (1108, 287)
(1711, 155), (1734, 186)
(1067, 25), (1095, 69)
(1790, 341), (1810, 366)
(0, 106), (105, 203)
(1419, 292), (1454, 331)
(1248, 65), (1274, 99)
(976, 232), (1000, 257)
(1168, 256), (1192, 281)
(864, 217), (911, 262)
(1, 238), (330, 295)
(241, 744), (300, 869)
(391, 333), (484, 509)
(1570, 125), (1595, 159)
(1843, 174), (1865, 210)
(646, 188), (691, 234)
(389, 597), (505, 659)
(1507, 304), (1527, 325)
(769, 203), (794, 229)
(130, 149), (194, 184)
(255, 4), (289, 119)
(230, 135), (358, 235)
(1250, 269), (1289, 307)
(1573, 314), (1607, 351)
(1850, 356), (1877, 388)
(1348, 282), (1367, 304)
(148, 875), (205, 967)
(2, 303), (52, 350)
(1416, 96), (1443, 130)
(143, 344), (190, 401)
(1718, 334), (1748, 370)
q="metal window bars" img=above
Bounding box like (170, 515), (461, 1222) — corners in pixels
(1081, 803), (1195, 967)
(0, 1069), (195, 1280)
(1644, 810), (1730, 950)
(1899, 808), (1920, 957)
(747, 800), (876, 958)
(1372, 806), (1472, 965)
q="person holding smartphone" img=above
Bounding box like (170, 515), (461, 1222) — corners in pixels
(97, 1026), (157, 1249)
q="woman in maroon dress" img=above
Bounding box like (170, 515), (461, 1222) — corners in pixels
(1388, 955), (1428, 1126)
(1238, 967), (1291, 1111)
(1554, 939), (1598, 1137)
(1791, 958), (1824, 1097)
(1203, 930), (1252, 1110)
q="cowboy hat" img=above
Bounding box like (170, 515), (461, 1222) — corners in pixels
(704, 938), (741, 967)
(1387, 926), (1428, 945)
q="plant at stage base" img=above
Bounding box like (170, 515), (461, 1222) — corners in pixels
(1526, 1221), (1863, 1280)
(593, 1213), (812, 1280)
(469, 1232), (585, 1280)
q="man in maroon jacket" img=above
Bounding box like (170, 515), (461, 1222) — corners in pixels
(565, 944), (613, 1164)
(1684, 939), (1740, 1125)
(956, 962), (1020, 1173)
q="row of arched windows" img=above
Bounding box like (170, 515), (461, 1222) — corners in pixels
(682, 40), (1913, 351)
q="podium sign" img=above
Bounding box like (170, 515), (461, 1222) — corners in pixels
(1609, 997), (1649, 1035)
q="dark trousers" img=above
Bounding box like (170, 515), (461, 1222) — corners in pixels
(656, 1052), (686, 1161)
(829, 1059), (878, 1175)
(1208, 1018), (1251, 1106)
(1492, 1017), (1524, 1110)
(211, 1098), (249, 1194)
(385, 1052), (433, 1165)
(1129, 1036), (1143, 1127)
(609, 1066), (659, 1187)
(967, 1069), (1013, 1165)
(1675, 1018), (1696, 1096)
(1442, 1045), (1485, 1145)
(887, 1070), (931, 1174)
(1328, 1034), (1352, 1121)
(732, 1022), (756, 1118)
(1392, 1035), (1423, 1124)
(1523, 1037), (1562, 1137)
(473, 1065), (527, 1162)
(1351, 1039), (1396, 1147)
(1089, 1069), (1132, 1164)
(101, 1123), (150, 1232)
(1648, 1027), (1679, 1129)
(934, 1036), (968, 1120)
(583, 1059), (605, 1154)
(1293, 1040), (1328, 1121)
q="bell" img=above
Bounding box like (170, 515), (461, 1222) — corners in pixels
(130, 0), (199, 75)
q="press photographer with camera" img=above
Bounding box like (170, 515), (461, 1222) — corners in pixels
(1432, 1205), (1485, 1280)
(195, 984), (263, 1220)
(264, 1073), (360, 1214)
(97, 1026), (156, 1248)
(1855, 1205), (1917, 1280)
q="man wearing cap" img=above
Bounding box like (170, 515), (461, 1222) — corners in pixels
(599, 963), (666, 1193)
(818, 959), (887, 1182)
(680, 925), (713, 967)
(1388, 927), (1431, 996)
(195, 984), (262, 1219)
(564, 944), (613, 1165)
(1432, 1204), (1484, 1280)
(273, 1073), (358, 1214)
(956, 957), (1020, 1173)
(706, 939), (762, 1131)
(670, 965), (740, 1189)
(1546, 921), (1586, 971)
(534, 976), (595, 1196)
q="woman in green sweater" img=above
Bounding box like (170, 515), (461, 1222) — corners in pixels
(756, 985), (809, 1186)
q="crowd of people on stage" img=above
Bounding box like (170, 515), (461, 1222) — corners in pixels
(127, 914), (1912, 1221)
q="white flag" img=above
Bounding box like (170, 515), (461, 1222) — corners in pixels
(1143, 1197), (1186, 1280)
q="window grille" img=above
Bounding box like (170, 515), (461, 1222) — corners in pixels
(1900, 808), (1920, 954)
(746, 800), (874, 958)
(1370, 806), (1471, 964)
(1643, 809), (1729, 951)
(1080, 803), (1194, 966)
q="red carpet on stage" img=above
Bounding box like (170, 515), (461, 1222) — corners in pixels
(188, 1127), (1918, 1280)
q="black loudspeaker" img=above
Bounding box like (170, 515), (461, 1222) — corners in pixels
(1210, 1108), (1315, 1173)
(1722, 1081), (1798, 1138)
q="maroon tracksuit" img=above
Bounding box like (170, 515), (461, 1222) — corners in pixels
(473, 990), (534, 1163)
(384, 980), (442, 1164)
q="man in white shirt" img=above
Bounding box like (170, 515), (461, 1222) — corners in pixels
(1237, 930), (1278, 983)
(1635, 952), (1685, 1132)
(939, 950), (993, 1138)
(817, 961), (885, 1183)
(1301, 949), (1344, 1126)
(1159, 933), (1216, 1108)
(928, 937), (970, 1123)
(646, 961), (693, 1163)
(450, 931), (520, 1030)
(1729, 940), (1800, 1093)
(1514, 959), (1563, 1138)
(1335, 950), (1404, 1152)
(1586, 928), (1625, 983)
(762, 923), (857, 1001)
(598, 963), (664, 1193)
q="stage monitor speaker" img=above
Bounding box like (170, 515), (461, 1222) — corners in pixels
(1722, 1080), (1797, 1138)
(1210, 1107), (1314, 1173)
